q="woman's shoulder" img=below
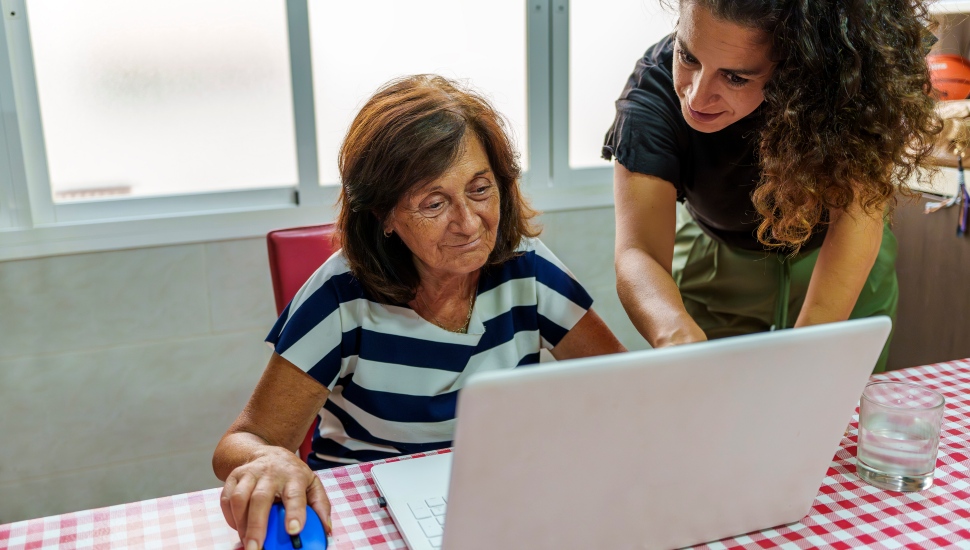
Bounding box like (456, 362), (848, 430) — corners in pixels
(288, 249), (367, 310)
(496, 237), (574, 279)
(622, 33), (677, 103)
(512, 236), (556, 259)
(641, 33), (676, 75)
(603, 33), (689, 171)
(304, 249), (352, 285)
(502, 237), (592, 307)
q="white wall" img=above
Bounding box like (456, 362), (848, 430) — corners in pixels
(0, 205), (645, 523)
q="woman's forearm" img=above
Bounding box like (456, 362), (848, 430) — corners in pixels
(612, 164), (705, 348)
(212, 354), (330, 481)
(795, 204), (884, 328)
(616, 247), (707, 348)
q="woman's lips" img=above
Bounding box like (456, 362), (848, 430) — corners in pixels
(450, 236), (482, 250)
(687, 105), (724, 123)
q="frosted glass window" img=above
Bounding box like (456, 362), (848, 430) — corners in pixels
(569, 0), (676, 169)
(27, 0), (298, 202)
(309, 0), (528, 185)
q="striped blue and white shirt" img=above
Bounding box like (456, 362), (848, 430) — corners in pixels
(266, 237), (593, 468)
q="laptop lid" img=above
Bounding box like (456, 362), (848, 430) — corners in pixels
(438, 316), (890, 549)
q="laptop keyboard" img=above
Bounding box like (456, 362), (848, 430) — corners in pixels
(407, 496), (447, 548)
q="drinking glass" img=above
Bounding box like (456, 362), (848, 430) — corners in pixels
(856, 381), (945, 492)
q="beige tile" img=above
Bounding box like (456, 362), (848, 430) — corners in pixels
(205, 238), (278, 333)
(576, 251), (618, 304)
(0, 447), (222, 524)
(588, 282), (650, 352)
(0, 330), (271, 485)
(0, 245), (211, 360)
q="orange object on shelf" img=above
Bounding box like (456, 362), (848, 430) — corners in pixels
(928, 54), (970, 100)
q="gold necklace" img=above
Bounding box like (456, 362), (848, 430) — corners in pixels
(420, 290), (475, 334)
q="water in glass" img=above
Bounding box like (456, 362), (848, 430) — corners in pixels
(856, 381), (945, 492)
(857, 413), (939, 476)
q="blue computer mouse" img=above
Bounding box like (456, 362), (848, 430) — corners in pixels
(262, 503), (328, 550)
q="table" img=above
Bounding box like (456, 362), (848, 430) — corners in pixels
(2, 358), (969, 549)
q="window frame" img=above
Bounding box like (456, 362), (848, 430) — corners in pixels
(0, 0), (615, 262)
(0, 12), (21, 232)
(549, 0), (613, 189)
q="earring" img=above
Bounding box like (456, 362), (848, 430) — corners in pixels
(383, 228), (392, 237)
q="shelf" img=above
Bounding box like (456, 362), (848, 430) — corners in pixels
(911, 165), (961, 196)
(930, 0), (970, 14)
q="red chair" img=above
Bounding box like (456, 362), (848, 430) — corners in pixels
(266, 223), (340, 463)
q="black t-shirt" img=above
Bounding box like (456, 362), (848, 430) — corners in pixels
(602, 34), (827, 252)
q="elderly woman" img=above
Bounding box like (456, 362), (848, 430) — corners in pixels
(213, 74), (625, 548)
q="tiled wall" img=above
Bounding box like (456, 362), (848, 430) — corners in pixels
(0, 206), (644, 523)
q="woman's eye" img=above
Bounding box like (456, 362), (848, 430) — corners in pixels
(725, 73), (749, 87)
(677, 49), (697, 65)
(469, 181), (493, 198)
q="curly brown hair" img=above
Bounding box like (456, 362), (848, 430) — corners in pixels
(337, 75), (539, 304)
(682, 0), (942, 250)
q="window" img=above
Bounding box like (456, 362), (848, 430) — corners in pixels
(567, 0), (676, 171)
(307, 0), (528, 185)
(0, 118), (15, 228)
(27, 0), (297, 203)
(0, 0), (643, 260)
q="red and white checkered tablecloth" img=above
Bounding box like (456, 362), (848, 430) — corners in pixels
(2, 359), (969, 550)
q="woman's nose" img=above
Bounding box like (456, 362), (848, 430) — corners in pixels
(450, 199), (478, 233)
(689, 72), (718, 109)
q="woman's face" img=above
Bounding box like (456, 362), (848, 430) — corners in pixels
(385, 132), (501, 281)
(673, 2), (775, 133)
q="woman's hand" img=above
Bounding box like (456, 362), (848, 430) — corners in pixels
(213, 353), (332, 549)
(220, 445), (332, 550)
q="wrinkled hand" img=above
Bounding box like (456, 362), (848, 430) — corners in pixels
(220, 446), (331, 550)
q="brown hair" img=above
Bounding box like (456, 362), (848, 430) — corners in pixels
(336, 74), (539, 304)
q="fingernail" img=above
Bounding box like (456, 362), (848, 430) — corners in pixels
(246, 540), (258, 550)
(325, 518), (333, 533)
(288, 519), (301, 534)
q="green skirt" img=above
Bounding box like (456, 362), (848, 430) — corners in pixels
(672, 203), (899, 373)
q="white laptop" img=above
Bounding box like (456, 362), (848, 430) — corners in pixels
(371, 317), (891, 550)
